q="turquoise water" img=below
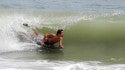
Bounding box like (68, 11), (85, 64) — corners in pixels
(0, 0), (125, 12)
(0, 0), (125, 70)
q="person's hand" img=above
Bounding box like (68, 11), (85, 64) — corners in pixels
(59, 45), (64, 49)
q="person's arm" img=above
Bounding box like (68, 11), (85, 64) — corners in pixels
(59, 37), (63, 48)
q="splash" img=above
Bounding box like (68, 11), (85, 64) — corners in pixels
(0, 14), (41, 51)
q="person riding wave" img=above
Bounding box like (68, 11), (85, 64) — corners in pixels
(32, 28), (64, 48)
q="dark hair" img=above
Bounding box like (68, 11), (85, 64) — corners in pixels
(56, 29), (63, 35)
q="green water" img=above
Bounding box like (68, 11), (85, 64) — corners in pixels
(36, 13), (125, 64)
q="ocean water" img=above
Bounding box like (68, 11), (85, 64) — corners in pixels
(0, 0), (125, 70)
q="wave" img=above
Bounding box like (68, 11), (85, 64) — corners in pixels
(0, 10), (94, 52)
(0, 10), (125, 52)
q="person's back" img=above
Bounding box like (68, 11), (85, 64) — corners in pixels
(44, 33), (61, 45)
(43, 29), (64, 48)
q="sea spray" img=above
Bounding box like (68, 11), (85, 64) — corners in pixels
(0, 14), (41, 51)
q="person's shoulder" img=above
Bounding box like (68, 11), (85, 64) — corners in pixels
(49, 33), (56, 36)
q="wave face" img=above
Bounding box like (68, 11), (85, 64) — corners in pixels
(0, 10), (125, 59)
(0, 0), (125, 69)
(65, 13), (125, 45)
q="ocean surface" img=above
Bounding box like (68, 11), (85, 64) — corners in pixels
(0, 0), (125, 70)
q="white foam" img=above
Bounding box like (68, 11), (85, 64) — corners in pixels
(0, 14), (41, 52)
(53, 61), (125, 70)
(0, 57), (125, 70)
(0, 68), (32, 70)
